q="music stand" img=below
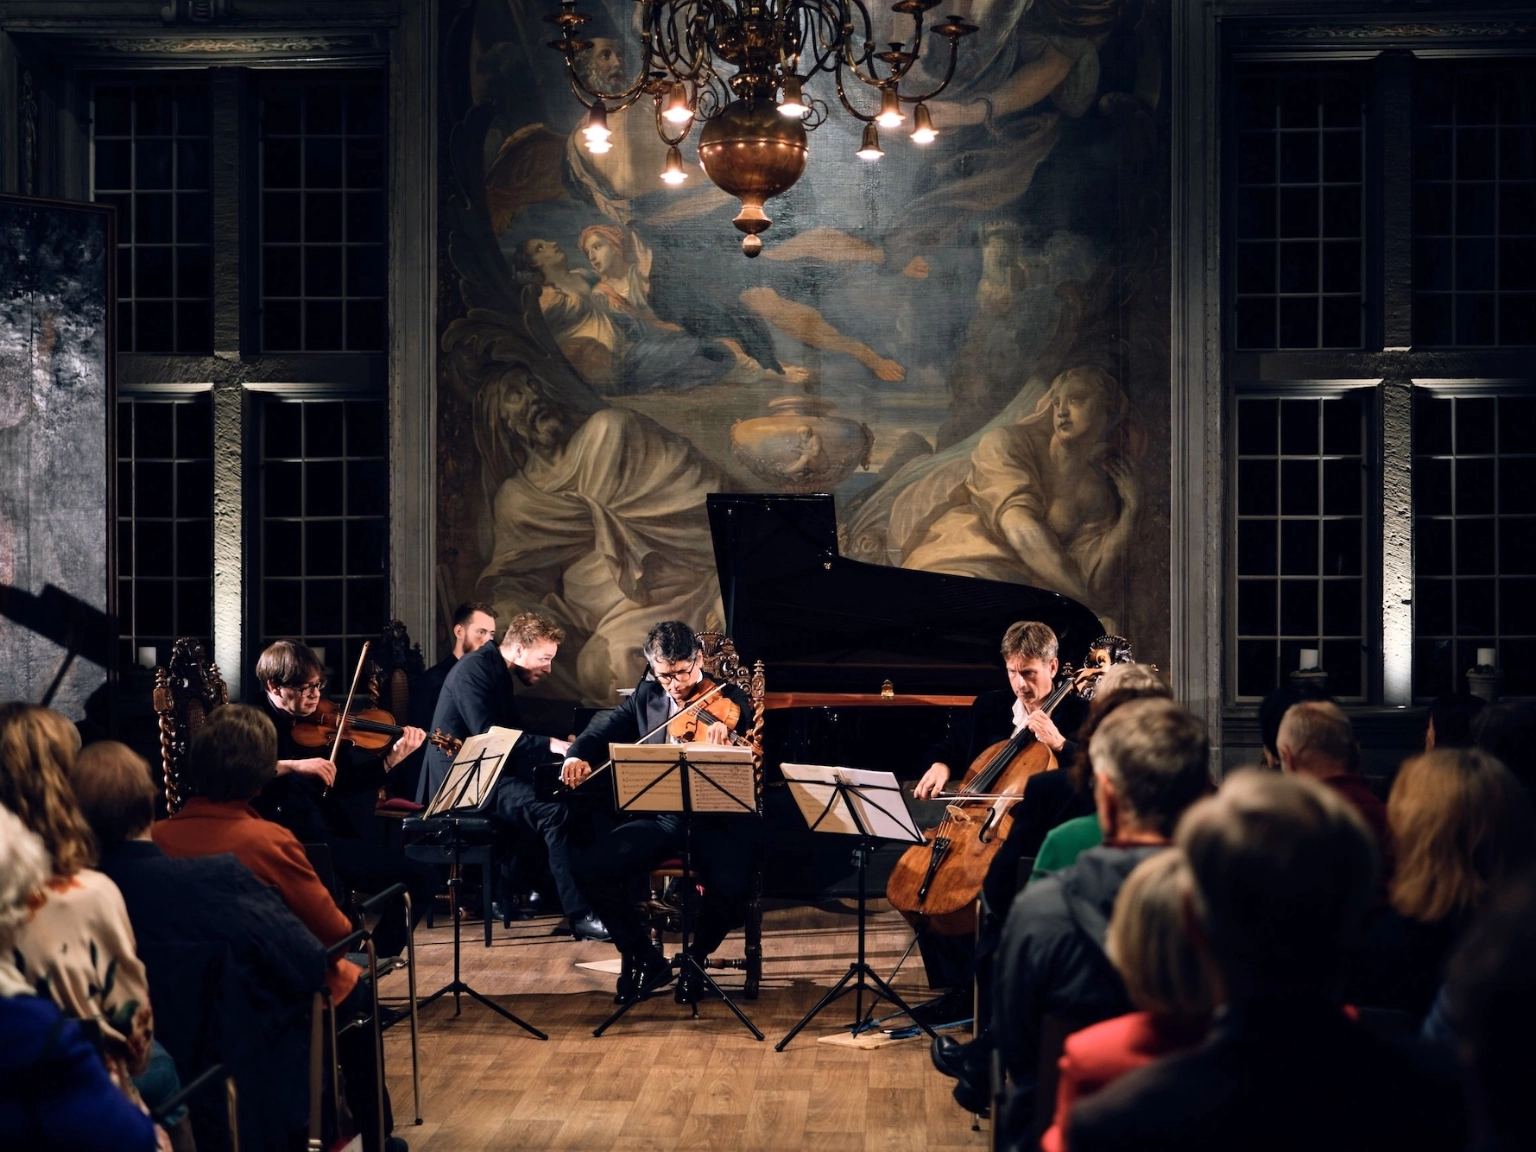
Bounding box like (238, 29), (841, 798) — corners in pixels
(593, 742), (764, 1041)
(775, 764), (933, 1051)
(417, 727), (546, 1039)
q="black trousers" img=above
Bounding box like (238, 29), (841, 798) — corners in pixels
(577, 814), (755, 959)
(324, 835), (436, 959)
(491, 774), (592, 919)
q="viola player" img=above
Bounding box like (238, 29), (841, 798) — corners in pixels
(564, 620), (755, 1003)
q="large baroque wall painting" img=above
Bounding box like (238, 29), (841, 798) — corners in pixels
(0, 196), (114, 718)
(436, 0), (1172, 705)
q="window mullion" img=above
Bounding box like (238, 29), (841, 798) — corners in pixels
(1377, 53), (1415, 352)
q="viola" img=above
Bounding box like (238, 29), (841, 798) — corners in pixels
(290, 698), (455, 758)
(885, 662), (1105, 936)
(665, 676), (748, 745)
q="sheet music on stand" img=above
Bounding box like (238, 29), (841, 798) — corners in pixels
(424, 726), (522, 818)
(610, 742), (756, 814)
(781, 764), (923, 843)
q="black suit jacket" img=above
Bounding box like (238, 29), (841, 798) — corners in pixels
(928, 688), (1088, 781)
(1070, 996), (1464, 1152)
(409, 654), (455, 732)
(568, 676), (752, 765)
(254, 700), (383, 842)
(421, 642), (552, 801)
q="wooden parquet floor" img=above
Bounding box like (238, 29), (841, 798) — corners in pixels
(376, 899), (988, 1151)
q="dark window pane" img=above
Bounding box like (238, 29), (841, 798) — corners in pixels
(1416, 518), (1454, 576)
(307, 461), (345, 515)
(136, 403), (174, 457)
(1322, 395), (1363, 455)
(346, 86), (385, 136)
(176, 401), (211, 457)
(346, 192), (384, 243)
(1238, 399), (1278, 455)
(1279, 243), (1317, 293)
(1280, 519), (1319, 575)
(1278, 297), (1318, 347)
(1499, 518), (1536, 575)
(175, 461), (211, 515)
(1322, 186), (1361, 237)
(1322, 132), (1361, 183)
(305, 302), (344, 351)
(266, 401), (303, 452)
(1238, 459), (1277, 516)
(266, 520), (303, 576)
(346, 459), (388, 516)
(1320, 297), (1360, 348)
(265, 462), (304, 517)
(1417, 577), (1453, 635)
(305, 521), (344, 576)
(137, 247), (173, 298)
(305, 246), (343, 296)
(1280, 458), (1320, 515)
(1237, 639), (1277, 698)
(138, 580), (175, 635)
(1238, 580), (1276, 634)
(265, 94), (302, 134)
(345, 300), (385, 352)
(96, 140), (132, 191)
(306, 579), (345, 626)
(1238, 519), (1278, 575)
(345, 402), (387, 451)
(1322, 517), (1362, 575)
(138, 194), (173, 242)
(305, 138), (344, 188)
(307, 88), (345, 134)
(1281, 400), (1319, 455)
(176, 581), (211, 636)
(348, 578), (389, 633)
(1321, 639), (1361, 696)
(1279, 133), (1319, 183)
(136, 86), (174, 135)
(1235, 298), (1276, 349)
(305, 193), (343, 241)
(1456, 398), (1496, 453)
(1322, 458), (1362, 516)
(346, 520), (387, 573)
(265, 246), (303, 297)
(137, 522), (174, 576)
(1279, 188), (1319, 238)
(1502, 458), (1536, 515)
(1321, 241), (1360, 293)
(178, 519), (211, 579)
(1456, 457), (1495, 515)
(175, 246), (210, 297)
(177, 193), (211, 244)
(1502, 578), (1536, 633)
(265, 139), (302, 188)
(1456, 294), (1496, 345)
(96, 87), (133, 135)
(177, 138), (209, 190)
(264, 192), (302, 242)
(137, 301), (175, 353)
(345, 246), (386, 295)
(1457, 578), (1497, 634)
(137, 462), (174, 510)
(1280, 580), (1319, 635)
(1456, 518), (1496, 575)
(266, 580), (303, 635)
(264, 301), (302, 351)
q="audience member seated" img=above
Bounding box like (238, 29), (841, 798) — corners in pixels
(1346, 748), (1534, 1021)
(1472, 701), (1536, 796)
(153, 704), (406, 1152)
(1071, 771), (1465, 1152)
(74, 739), (328, 1150)
(0, 804), (164, 1152)
(933, 666), (1175, 1102)
(990, 698), (1211, 1144)
(1277, 700), (1391, 875)
(1424, 692), (1486, 751)
(1042, 849), (1214, 1152)
(0, 704), (158, 1111)
(1257, 680), (1331, 771)
(1445, 865), (1536, 1152)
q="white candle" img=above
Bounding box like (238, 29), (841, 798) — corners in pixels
(312, 645), (326, 667)
(137, 646), (157, 668)
(1299, 648), (1320, 671)
(1477, 648), (1496, 668)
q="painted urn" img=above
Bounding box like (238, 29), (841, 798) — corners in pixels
(730, 395), (873, 493)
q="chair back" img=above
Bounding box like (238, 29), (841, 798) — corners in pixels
(370, 619), (425, 718)
(696, 630), (766, 813)
(152, 638), (230, 814)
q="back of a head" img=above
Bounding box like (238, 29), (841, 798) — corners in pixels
(188, 704), (279, 803)
(1447, 867), (1536, 1152)
(0, 702), (93, 876)
(71, 741), (158, 856)
(0, 805), (52, 954)
(1473, 701), (1536, 790)
(1179, 770), (1377, 996)
(1277, 700), (1357, 774)
(1259, 681), (1332, 760)
(1088, 698), (1211, 837)
(1389, 747), (1534, 925)
(1429, 692), (1488, 750)
(1107, 848), (1214, 1020)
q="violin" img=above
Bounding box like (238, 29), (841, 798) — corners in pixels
(289, 697), (408, 756)
(665, 676), (748, 745)
(885, 661), (1106, 937)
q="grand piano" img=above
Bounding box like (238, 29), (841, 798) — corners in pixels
(707, 493), (1106, 896)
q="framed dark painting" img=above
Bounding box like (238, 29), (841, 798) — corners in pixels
(0, 194), (116, 719)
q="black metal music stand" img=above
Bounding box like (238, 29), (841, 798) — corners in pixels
(417, 736), (546, 1039)
(775, 767), (934, 1050)
(593, 743), (763, 1041)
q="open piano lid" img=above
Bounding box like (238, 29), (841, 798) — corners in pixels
(708, 493), (1106, 696)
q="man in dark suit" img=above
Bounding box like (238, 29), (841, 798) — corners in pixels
(1070, 771), (1464, 1152)
(424, 611), (608, 941)
(394, 601), (498, 800)
(562, 620), (755, 1001)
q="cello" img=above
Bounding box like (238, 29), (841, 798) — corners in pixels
(886, 662), (1104, 936)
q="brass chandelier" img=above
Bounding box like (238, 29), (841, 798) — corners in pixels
(546, 0), (976, 256)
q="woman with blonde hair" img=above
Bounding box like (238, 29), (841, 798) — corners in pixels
(0, 703), (156, 1105)
(1347, 746), (1534, 1019)
(1042, 849), (1214, 1152)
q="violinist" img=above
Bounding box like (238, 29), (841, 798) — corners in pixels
(907, 621), (1089, 1015)
(563, 620), (754, 1003)
(255, 639), (436, 960)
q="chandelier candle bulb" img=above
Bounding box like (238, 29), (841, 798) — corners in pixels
(779, 75), (809, 118)
(856, 122), (884, 159)
(910, 102), (936, 143)
(660, 145), (689, 184)
(876, 87), (905, 127)
(663, 83), (693, 124)
(581, 102), (611, 149)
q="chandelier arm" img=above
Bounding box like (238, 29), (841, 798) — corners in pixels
(895, 37), (961, 104)
(799, 2), (846, 76)
(831, 62), (878, 123)
(559, 27), (659, 108)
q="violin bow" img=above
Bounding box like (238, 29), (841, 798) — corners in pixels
(328, 641), (372, 767)
(581, 679), (730, 782)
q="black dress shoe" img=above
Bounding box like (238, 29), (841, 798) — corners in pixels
(931, 1033), (972, 1080)
(906, 988), (972, 1029)
(616, 948), (673, 1003)
(569, 912), (611, 942)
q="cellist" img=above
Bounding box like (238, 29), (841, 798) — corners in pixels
(907, 621), (1089, 1019)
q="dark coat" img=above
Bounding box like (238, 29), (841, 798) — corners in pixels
(421, 642), (554, 801)
(1070, 996), (1465, 1152)
(253, 699), (384, 841)
(928, 688), (1088, 783)
(994, 843), (1166, 1143)
(98, 840), (327, 1150)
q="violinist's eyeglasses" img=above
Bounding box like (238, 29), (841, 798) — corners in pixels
(651, 658), (698, 684)
(294, 680), (327, 695)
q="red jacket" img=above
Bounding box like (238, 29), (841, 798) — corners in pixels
(1043, 1011), (1207, 1152)
(153, 798), (361, 1001)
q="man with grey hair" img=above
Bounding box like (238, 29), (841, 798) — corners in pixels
(992, 697), (1210, 1148)
(1278, 699), (1390, 868)
(1071, 771), (1464, 1151)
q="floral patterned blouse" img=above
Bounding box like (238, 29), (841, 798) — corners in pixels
(11, 868), (154, 1098)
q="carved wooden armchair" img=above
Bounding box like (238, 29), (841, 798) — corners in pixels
(643, 629), (768, 997)
(152, 638), (230, 814)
